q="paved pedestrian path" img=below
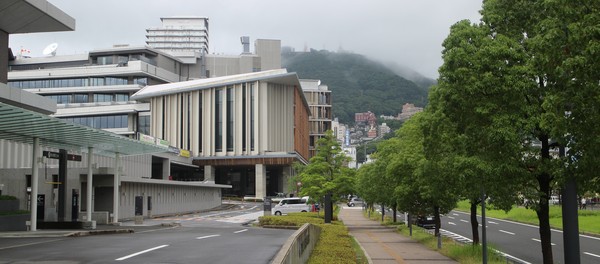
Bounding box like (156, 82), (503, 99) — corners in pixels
(339, 207), (458, 264)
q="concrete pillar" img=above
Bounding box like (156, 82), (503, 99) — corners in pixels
(113, 153), (120, 224)
(204, 165), (215, 182)
(30, 137), (40, 231)
(86, 147), (93, 223)
(255, 164), (266, 199)
(0, 30), (8, 84)
(162, 158), (170, 180)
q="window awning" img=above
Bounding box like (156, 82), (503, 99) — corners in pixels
(0, 102), (167, 156)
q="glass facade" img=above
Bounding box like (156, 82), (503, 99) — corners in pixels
(226, 87), (234, 152)
(138, 115), (150, 135)
(215, 89), (223, 152)
(46, 93), (129, 104)
(61, 114), (128, 129)
(8, 76), (131, 89)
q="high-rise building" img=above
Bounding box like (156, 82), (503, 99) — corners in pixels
(300, 79), (332, 158)
(146, 17), (209, 59)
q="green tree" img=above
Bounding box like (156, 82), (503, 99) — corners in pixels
(388, 112), (459, 241)
(434, 19), (529, 245)
(299, 130), (355, 205)
(433, 1), (600, 262)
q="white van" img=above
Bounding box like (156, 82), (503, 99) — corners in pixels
(271, 196), (311, 215)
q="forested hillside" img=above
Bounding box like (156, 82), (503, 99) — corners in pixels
(282, 50), (430, 124)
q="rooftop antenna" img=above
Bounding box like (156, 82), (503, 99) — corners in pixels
(42, 43), (58, 56)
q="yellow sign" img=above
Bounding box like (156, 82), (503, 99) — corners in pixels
(179, 149), (191, 158)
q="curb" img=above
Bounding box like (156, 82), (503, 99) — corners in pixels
(68, 229), (134, 237)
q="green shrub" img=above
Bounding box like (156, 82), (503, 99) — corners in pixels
(308, 224), (356, 264)
(0, 195), (17, 200)
(0, 210), (29, 216)
(259, 212), (357, 264)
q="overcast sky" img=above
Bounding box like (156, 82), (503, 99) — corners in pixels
(10, 0), (483, 78)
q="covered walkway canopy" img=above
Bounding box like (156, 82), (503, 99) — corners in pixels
(0, 102), (167, 156)
(0, 102), (167, 230)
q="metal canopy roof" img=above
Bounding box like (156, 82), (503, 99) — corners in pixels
(0, 102), (167, 157)
(0, 0), (76, 34)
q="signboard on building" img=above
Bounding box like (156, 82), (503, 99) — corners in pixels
(138, 133), (156, 144)
(179, 149), (191, 158)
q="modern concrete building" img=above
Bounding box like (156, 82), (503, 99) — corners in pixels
(300, 79), (332, 158)
(205, 39), (282, 78)
(7, 46), (202, 137)
(131, 69), (311, 199)
(0, 2), (228, 230)
(146, 17), (209, 60)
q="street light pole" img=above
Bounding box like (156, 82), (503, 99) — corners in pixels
(481, 187), (488, 264)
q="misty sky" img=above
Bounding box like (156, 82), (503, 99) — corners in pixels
(10, 0), (483, 78)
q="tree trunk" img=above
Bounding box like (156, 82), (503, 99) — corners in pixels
(470, 201), (480, 245)
(381, 204), (385, 222)
(537, 136), (554, 264)
(392, 203), (397, 223)
(434, 205), (442, 249)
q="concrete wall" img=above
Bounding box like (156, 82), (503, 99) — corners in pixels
(271, 223), (321, 264)
(118, 182), (221, 220)
(1, 30), (7, 84)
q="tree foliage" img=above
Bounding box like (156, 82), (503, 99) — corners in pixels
(299, 130), (355, 203)
(283, 50), (429, 124)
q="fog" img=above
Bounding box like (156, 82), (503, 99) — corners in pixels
(9, 0), (483, 78)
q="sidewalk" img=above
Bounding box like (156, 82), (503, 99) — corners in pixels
(339, 207), (458, 264)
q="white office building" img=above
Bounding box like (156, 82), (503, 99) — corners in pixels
(146, 17), (209, 60)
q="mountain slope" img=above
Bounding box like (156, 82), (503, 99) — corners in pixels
(283, 50), (428, 124)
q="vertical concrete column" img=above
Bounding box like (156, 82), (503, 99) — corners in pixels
(113, 153), (120, 223)
(30, 137), (40, 231)
(162, 158), (170, 180)
(0, 30), (8, 84)
(204, 165), (215, 182)
(255, 164), (266, 199)
(86, 147), (93, 222)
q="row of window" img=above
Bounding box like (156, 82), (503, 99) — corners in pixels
(45, 93), (130, 104)
(61, 114), (128, 129)
(8, 77), (147, 89)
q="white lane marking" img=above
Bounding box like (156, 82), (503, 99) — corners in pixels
(452, 210), (600, 241)
(460, 219), (469, 223)
(584, 252), (600, 258)
(234, 229), (248, 234)
(440, 229), (532, 264)
(452, 213), (458, 216)
(531, 238), (555, 246)
(499, 230), (515, 235)
(448, 222), (456, 226)
(488, 221), (498, 224)
(448, 216), (455, 219)
(478, 224), (488, 228)
(196, 234), (220, 240)
(116, 245), (169, 261)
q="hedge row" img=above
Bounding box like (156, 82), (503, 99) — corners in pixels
(258, 212), (357, 264)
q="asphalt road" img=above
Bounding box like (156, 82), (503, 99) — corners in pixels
(0, 203), (294, 264)
(441, 210), (600, 264)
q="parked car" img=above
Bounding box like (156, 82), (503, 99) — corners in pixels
(347, 197), (364, 207)
(416, 215), (435, 229)
(271, 196), (311, 215)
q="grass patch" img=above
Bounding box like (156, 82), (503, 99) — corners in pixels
(258, 211), (359, 264)
(455, 200), (600, 234)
